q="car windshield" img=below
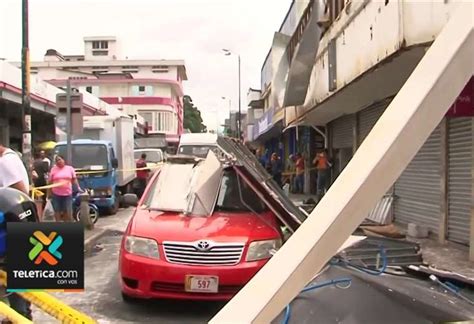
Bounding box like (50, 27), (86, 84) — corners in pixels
(134, 151), (161, 162)
(144, 163), (267, 214)
(178, 145), (217, 158)
(215, 169), (267, 213)
(55, 144), (108, 170)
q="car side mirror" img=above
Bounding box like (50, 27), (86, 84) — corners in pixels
(123, 193), (139, 207)
(111, 158), (119, 169)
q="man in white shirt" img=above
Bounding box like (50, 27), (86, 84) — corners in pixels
(0, 143), (33, 321)
(0, 144), (29, 193)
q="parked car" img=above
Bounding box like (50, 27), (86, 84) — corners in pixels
(119, 154), (285, 301)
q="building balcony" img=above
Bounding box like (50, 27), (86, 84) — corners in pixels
(284, 0), (469, 126)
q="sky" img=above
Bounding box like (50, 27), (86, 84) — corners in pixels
(0, 0), (291, 132)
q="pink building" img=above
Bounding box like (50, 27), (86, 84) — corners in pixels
(22, 36), (187, 149)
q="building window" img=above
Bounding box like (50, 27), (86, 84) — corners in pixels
(122, 65), (139, 73)
(152, 65), (169, 73)
(138, 111), (177, 133)
(92, 41), (108, 49)
(139, 86), (146, 93)
(92, 51), (108, 56)
(92, 66), (109, 73)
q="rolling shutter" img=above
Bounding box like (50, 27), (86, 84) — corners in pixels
(358, 103), (388, 145)
(394, 125), (442, 234)
(447, 117), (472, 245)
(330, 115), (353, 149)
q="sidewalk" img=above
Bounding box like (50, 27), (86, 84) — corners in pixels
(288, 194), (474, 282)
(83, 208), (133, 251)
(42, 206), (133, 251)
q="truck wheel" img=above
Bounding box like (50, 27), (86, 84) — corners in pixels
(107, 192), (120, 215)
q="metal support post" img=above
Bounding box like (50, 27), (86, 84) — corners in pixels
(79, 192), (93, 230)
(21, 0), (32, 174)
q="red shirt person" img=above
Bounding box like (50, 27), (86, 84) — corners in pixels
(134, 153), (150, 198)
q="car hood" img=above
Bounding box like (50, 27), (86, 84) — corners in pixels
(129, 210), (280, 243)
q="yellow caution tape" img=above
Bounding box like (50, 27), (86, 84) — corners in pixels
(75, 162), (164, 175)
(0, 301), (33, 324)
(0, 271), (96, 324)
(30, 181), (68, 200)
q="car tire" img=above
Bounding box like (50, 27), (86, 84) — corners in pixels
(121, 292), (138, 304)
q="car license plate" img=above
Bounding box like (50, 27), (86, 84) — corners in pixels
(185, 275), (218, 293)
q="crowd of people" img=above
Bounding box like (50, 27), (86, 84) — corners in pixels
(255, 148), (333, 199)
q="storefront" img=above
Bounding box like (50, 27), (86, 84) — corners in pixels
(323, 78), (473, 247)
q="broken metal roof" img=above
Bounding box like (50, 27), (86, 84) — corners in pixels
(216, 137), (307, 233)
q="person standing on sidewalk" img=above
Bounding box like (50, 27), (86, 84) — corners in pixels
(294, 153), (305, 194)
(0, 143), (33, 321)
(32, 152), (49, 211)
(313, 150), (332, 199)
(48, 155), (81, 222)
(135, 153), (150, 199)
(268, 153), (283, 187)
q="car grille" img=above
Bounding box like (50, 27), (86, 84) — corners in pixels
(162, 241), (245, 266)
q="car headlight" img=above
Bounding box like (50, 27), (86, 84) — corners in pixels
(246, 239), (282, 262)
(124, 236), (160, 259)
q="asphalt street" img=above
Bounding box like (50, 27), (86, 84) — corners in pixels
(32, 209), (225, 324)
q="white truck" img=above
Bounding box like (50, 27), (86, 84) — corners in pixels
(177, 133), (219, 158)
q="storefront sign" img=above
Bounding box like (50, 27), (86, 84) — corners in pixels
(254, 108), (274, 139)
(446, 78), (473, 117)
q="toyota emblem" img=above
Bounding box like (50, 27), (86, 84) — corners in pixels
(196, 240), (212, 251)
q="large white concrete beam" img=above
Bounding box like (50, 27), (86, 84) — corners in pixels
(210, 4), (473, 323)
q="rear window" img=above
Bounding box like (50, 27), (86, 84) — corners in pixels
(134, 151), (162, 162)
(178, 145), (217, 158)
(215, 169), (267, 213)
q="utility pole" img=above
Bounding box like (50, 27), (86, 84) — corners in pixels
(66, 79), (72, 164)
(237, 54), (242, 140)
(222, 49), (242, 140)
(21, 0), (32, 173)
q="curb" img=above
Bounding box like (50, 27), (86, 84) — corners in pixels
(84, 228), (111, 253)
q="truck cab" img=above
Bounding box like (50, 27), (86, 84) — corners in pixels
(177, 133), (219, 158)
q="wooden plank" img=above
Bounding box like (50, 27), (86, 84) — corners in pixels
(210, 5), (474, 323)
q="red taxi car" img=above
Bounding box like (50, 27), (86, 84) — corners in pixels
(119, 156), (284, 301)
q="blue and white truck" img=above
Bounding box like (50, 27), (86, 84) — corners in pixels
(54, 115), (136, 215)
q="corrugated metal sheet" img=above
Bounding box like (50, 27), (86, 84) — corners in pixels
(367, 195), (394, 225)
(394, 125), (441, 234)
(330, 115), (353, 148)
(216, 137), (307, 233)
(447, 117), (472, 245)
(358, 103), (387, 145)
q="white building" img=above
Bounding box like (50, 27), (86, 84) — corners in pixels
(17, 36), (188, 149)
